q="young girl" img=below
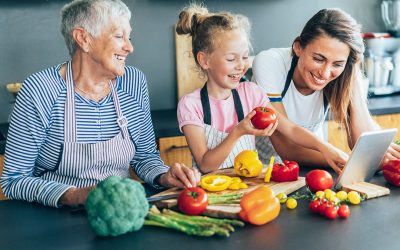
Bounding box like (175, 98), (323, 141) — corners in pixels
(176, 4), (348, 174)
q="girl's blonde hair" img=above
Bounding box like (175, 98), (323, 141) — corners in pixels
(293, 8), (365, 139)
(176, 3), (251, 67)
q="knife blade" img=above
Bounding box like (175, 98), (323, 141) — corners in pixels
(146, 193), (179, 203)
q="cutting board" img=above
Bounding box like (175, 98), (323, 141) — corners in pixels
(151, 168), (306, 219)
(175, 32), (206, 100)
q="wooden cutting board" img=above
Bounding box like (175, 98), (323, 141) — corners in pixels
(151, 168), (305, 219)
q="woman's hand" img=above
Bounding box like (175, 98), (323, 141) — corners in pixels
(235, 110), (279, 137)
(319, 143), (349, 174)
(381, 142), (400, 166)
(158, 163), (201, 188)
(59, 186), (95, 207)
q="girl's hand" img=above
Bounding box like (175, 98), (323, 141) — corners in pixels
(235, 110), (279, 137)
(320, 144), (349, 174)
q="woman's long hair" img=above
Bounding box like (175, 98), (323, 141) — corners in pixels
(293, 8), (365, 139)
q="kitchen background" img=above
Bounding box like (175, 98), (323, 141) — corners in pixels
(0, 0), (385, 123)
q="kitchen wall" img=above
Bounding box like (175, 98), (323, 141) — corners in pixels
(0, 0), (384, 123)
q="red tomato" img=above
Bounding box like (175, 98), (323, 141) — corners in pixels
(271, 160), (300, 182)
(324, 206), (338, 220)
(318, 201), (329, 215)
(177, 187), (208, 215)
(382, 159), (400, 186)
(338, 205), (350, 219)
(305, 169), (334, 193)
(309, 200), (321, 214)
(251, 107), (277, 129)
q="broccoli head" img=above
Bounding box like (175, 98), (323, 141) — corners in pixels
(85, 175), (149, 237)
(395, 139), (400, 146)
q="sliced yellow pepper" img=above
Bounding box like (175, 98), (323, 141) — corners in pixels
(200, 175), (232, 192)
(228, 176), (248, 190)
(264, 156), (275, 183)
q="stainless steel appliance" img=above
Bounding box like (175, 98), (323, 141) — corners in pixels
(364, 36), (400, 96)
(382, 0), (400, 37)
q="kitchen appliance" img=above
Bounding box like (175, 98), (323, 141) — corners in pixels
(382, 0), (400, 37)
(364, 35), (400, 96)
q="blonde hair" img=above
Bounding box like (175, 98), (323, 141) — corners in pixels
(293, 8), (365, 138)
(176, 3), (251, 66)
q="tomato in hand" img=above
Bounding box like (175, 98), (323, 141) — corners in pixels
(305, 169), (334, 193)
(271, 160), (300, 182)
(338, 204), (350, 219)
(251, 107), (277, 130)
(177, 187), (208, 215)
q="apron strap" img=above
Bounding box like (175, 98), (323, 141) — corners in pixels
(109, 80), (129, 139)
(200, 83), (245, 125)
(282, 56), (329, 113)
(65, 61), (77, 142)
(64, 61), (129, 141)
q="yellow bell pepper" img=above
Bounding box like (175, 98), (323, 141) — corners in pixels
(200, 175), (232, 192)
(234, 150), (263, 177)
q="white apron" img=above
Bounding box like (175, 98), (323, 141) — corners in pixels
(193, 85), (255, 170)
(41, 61), (136, 187)
(256, 56), (329, 164)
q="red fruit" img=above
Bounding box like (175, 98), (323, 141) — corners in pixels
(324, 206), (338, 220)
(338, 204), (350, 218)
(177, 187), (208, 215)
(382, 159), (400, 186)
(309, 200), (321, 214)
(251, 107), (277, 130)
(305, 169), (334, 193)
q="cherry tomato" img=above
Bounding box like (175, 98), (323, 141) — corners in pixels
(338, 204), (350, 218)
(309, 200), (321, 214)
(324, 206), (338, 220)
(305, 169), (334, 193)
(251, 107), (277, 129)
(347, 191), (361, 205)
(318, 201), (329, 215)
(177, 187), (208, 215)
(286, 198), (297, 209)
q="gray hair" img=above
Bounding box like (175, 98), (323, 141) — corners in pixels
(61, 0), (131, 56)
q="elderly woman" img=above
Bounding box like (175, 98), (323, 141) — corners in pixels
(0, 0), (199, 207)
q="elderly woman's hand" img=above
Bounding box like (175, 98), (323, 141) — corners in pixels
(59, 186), (95, 207)
(158, 163), (201, 188)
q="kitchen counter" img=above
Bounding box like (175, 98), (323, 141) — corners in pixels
(1, 94), (400, 154)
(0, 168), (399, 250)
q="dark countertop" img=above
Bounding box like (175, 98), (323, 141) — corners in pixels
(0, 168), (399, 250)
(1, 94), (400, 154)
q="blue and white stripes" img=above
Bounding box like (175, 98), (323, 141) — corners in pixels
(0, 62), (169, 207)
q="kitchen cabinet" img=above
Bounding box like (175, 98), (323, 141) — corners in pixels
(158, 136), (192, 168)
(0, 154), (6, 200)
(328, 113), (400, 153)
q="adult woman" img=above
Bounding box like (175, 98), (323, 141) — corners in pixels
(0, 0), (198, 208)
(253, 8), (400, 170)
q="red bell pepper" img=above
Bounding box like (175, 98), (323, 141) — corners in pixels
(382, 159), (400, 186)
(271, 160), (299, 182)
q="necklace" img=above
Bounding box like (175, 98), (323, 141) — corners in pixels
(74, 83), (111, 100)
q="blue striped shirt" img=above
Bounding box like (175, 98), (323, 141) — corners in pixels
(0, 62), (169, 207)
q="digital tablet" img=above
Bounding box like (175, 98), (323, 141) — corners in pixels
(335, 128), (398, 189)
